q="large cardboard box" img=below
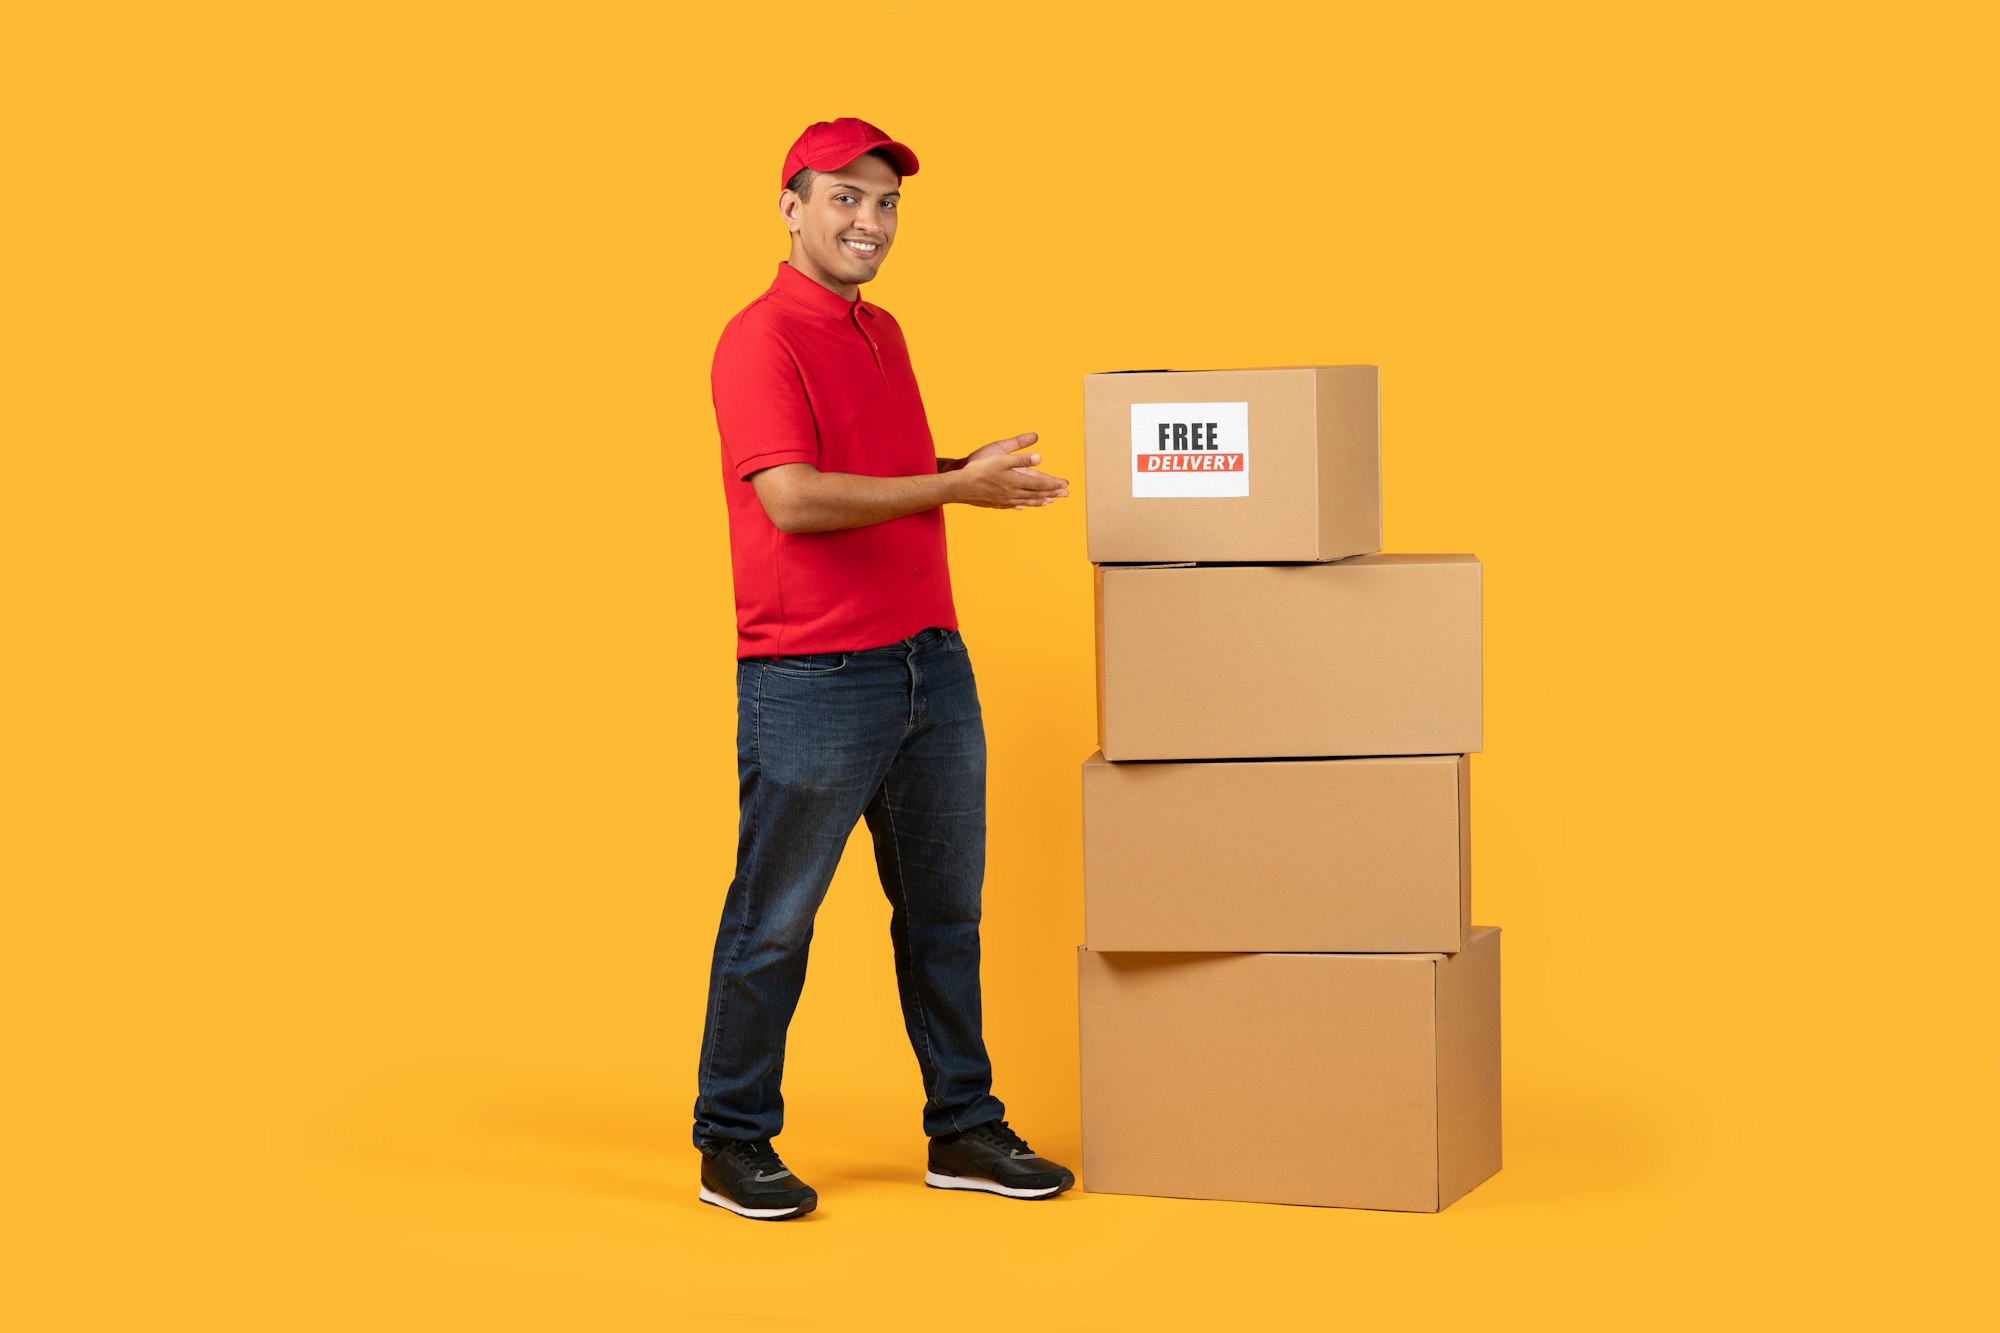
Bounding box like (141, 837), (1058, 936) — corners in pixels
(1078, 927), (1502, 1212)
(1083, 366), (1380, 564)
(1082, 752), (1469, 953)
(1094, 555), (1483, 760)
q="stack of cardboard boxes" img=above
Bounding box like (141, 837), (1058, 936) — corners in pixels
(1076, 367), (1502, 1213)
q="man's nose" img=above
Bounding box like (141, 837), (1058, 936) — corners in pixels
(853, 202), (887, 234)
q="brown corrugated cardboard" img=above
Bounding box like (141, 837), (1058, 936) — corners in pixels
(1081, 751), (1470, 953)
(1434, 920), (1503, 1206)
(1083, 367), (1381, 564)
(1077, 927), (1502, 1212)
(1095, 555), (1483, 760)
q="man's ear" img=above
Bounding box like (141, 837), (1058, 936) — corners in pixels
(778, 189), (803, 235)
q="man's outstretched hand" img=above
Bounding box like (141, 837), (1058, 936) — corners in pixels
(949, 433), (1070, 510)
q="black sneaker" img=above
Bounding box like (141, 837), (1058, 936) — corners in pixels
(925, 1120), (1075, 1200)
(698, 1139), (817, 1220)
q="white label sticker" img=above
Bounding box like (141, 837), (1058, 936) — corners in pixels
(1129, 401), (1250, 498)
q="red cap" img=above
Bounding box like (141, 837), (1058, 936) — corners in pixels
(780, 117), (920, 191)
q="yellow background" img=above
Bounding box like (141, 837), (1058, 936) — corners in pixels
(9, 1), (1996, 1328)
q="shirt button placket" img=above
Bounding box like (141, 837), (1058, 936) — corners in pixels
(857, 307), (887, 384)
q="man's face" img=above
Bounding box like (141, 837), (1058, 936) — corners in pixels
(781, 152), (901, 297)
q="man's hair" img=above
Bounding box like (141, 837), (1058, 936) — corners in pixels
(786, 147), (903, 201)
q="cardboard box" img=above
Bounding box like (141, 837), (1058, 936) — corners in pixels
(1078, 927), (1502, 1212)
(1083, 366), (1381, 564)
(1082, 752), (1469, 953)
(1094, 555), (1483, 760)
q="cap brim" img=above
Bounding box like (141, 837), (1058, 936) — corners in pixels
(806, 137), (920, 179)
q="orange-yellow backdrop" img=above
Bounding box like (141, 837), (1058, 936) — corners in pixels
(10, 1), (1996, 1329)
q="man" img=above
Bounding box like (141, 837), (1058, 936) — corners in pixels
(694, 117), (1075, 1221)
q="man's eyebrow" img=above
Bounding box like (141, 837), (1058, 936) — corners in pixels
(830, 183), (902, 198)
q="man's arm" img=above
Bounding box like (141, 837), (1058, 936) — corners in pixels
(753, 432), (1068, 534)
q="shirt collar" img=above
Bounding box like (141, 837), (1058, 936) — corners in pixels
(770, 260), (877, 322)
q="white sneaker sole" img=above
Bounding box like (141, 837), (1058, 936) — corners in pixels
(698, 1184), (809, 1219)
(924, 1169), (1066, 1199)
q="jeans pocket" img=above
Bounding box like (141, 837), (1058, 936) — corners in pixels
(764, 651), (851, 677)
(943, 629), (968, 653)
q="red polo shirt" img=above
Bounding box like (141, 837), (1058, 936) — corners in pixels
(712, 262), (958, 658)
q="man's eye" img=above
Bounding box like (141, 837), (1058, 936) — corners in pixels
(835, 194), (857, 204)
(882, 200), (896, 210)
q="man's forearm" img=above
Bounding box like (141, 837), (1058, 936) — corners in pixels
(773, 467), (964, 534)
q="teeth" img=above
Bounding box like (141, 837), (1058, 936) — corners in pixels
(847, 240), (878, 252)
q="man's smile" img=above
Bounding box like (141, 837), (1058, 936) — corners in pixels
(842, 237), (882, 258)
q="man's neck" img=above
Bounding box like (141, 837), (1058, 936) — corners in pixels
(786, 255), (858, 304)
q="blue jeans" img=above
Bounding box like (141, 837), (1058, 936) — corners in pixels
(693, 626), (1006, 1148)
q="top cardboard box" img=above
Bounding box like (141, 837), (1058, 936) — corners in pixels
(1084, 366), (1381, 564)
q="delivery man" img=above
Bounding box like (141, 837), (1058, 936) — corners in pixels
(694, 117), (1075, 1221)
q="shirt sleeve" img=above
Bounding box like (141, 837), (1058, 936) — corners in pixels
(712, 317), (820, 481)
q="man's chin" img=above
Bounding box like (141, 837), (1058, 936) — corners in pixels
(825, 249), (885, 283)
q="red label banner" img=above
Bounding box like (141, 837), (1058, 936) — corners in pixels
(1136, 454), (1247, 473)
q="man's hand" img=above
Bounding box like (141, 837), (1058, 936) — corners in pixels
(950, 432), (1070, 510)
(952, 431), (1039, 467)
